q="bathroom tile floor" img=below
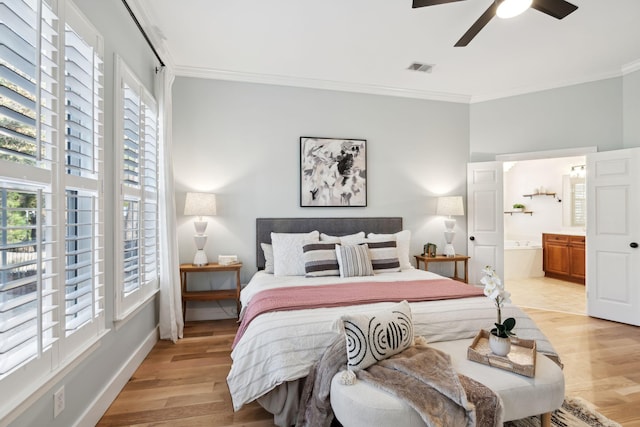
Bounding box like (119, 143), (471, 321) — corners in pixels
(506, 276), (586, 315)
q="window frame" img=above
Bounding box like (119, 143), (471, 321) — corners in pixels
(113, 56), (159, 320)
(0, 0), (106, 419)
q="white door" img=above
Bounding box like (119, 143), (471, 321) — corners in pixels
(587, 148), (640, 325)
(467, 161), (504, 285)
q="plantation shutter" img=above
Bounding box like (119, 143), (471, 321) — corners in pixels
(115, 58), (159, 319)
(122, 80), (141, 297)
(0, 0), (58, 376)
(571, 178), (586, 226)
(62, 14), (104, 339)
(142, 96), (158, 287)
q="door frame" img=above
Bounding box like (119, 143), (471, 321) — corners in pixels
(471, 146), (597, 284)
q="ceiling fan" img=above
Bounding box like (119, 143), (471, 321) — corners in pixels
(412, 0), (578, 47)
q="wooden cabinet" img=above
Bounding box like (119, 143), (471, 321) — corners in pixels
(542, 233), (585, 284)
(568, 235), (586, 282)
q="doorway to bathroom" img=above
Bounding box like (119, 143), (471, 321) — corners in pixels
(502, 156), (586, 315)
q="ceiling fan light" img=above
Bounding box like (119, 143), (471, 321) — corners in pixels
(496, 0), (532, 19)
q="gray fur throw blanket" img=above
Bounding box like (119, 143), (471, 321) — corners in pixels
(296, 336), (503, 427)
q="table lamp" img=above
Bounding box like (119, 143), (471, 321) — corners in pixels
(436, 196), (464, 257)
(184, 192), (217, 266)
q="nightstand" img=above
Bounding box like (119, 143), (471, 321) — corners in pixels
(180, 262), (242, 321)
(414, 254), (470, 283)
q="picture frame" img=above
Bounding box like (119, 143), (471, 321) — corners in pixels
(300, 137), (367, 207)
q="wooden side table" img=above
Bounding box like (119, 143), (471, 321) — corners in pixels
(414, 254), (470, 283)
(180, 262), (242, 321)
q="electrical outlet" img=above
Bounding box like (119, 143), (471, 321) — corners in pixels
(54, 386), (65, 418)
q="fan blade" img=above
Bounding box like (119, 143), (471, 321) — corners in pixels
(531, 0), (578, 19)
(454, 2), (497, 47)
(412, 0), (465, 8)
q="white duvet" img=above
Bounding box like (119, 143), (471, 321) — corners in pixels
(227, 270), (555, 411)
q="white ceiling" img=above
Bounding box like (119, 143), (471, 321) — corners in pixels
(133, 0), (640, 103)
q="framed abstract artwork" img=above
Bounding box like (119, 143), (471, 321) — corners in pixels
(300, 137), (367, 207)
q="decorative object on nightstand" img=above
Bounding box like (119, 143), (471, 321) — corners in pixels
(184, 192), (217, 266)
(423, 243), (437, 257)
(436, 196), (464, 257)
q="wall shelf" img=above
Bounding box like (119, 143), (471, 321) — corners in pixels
(523, 192), (556, 198)
(504, 211), (533, 215)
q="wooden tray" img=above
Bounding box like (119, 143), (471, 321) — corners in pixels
(467, 329), (536, 377)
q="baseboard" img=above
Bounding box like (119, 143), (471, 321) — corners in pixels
(74, 326), (159, 427)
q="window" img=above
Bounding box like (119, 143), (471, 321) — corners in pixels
(114, 57), (159, 319)
(570, 176), (586, 227)
(0, 0), (104, 414)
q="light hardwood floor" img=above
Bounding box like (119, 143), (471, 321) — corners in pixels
(98, 295), (640, 426)
(507, 276), (586, 315)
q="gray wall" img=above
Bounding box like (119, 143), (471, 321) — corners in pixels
(623, 69), (640, 148)
(469, 78), (625, 161)
(9, 1), (160, 426)
(173, 71), (640, 319)
(172, 78), (470, 318)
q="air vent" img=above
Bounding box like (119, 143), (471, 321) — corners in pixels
(407, 62), (434, 73)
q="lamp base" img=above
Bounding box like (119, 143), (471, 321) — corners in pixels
(443, 244), (456, 258)
(193, 250), (209, 266)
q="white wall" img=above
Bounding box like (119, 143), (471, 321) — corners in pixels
(504, 156), (585, 242)
(172, 78), (470, 318)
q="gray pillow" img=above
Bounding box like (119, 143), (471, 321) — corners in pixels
(336, 244), (373, 278)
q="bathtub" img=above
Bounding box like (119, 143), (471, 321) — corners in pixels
(504, 239), (544, 280)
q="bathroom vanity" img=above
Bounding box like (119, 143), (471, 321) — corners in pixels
(542, 233), (586, 284)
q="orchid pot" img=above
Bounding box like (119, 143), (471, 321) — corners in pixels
(489, 333), (511, 356)
(481, 266), (517, 356)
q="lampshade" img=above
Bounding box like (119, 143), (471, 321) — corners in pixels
(436, 196), (464, 217)
(496, 0), (532, 19)
(184, 192), (217, 217)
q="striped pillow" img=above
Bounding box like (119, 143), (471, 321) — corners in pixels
(336, 244), (374, 278)
(367, 239), (401, 273)
(303, 242), (340, 277)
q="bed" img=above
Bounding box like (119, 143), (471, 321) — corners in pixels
(227, 217), (558, 426)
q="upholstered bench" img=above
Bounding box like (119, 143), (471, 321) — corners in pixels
(331, 338), (564, 427)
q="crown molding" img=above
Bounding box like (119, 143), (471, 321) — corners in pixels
(622, 59), (640, 75)
(174, 62), (637, 105)
(173, 66), (472, 104)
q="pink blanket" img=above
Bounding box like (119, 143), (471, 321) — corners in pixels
(232, 278), (484, 348)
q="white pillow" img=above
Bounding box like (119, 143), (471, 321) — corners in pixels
(320, 231), (365, 243)
(340, 301), (414, 370)
(368, 230), (412, 270)
(271, 231), (320, 276)
(335, 244), (373, 278)
(260, 243), (274, 273)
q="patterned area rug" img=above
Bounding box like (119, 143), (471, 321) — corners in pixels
(506, 397), (622, 427)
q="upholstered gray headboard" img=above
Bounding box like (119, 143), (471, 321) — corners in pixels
(256, 217), (403, 270)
